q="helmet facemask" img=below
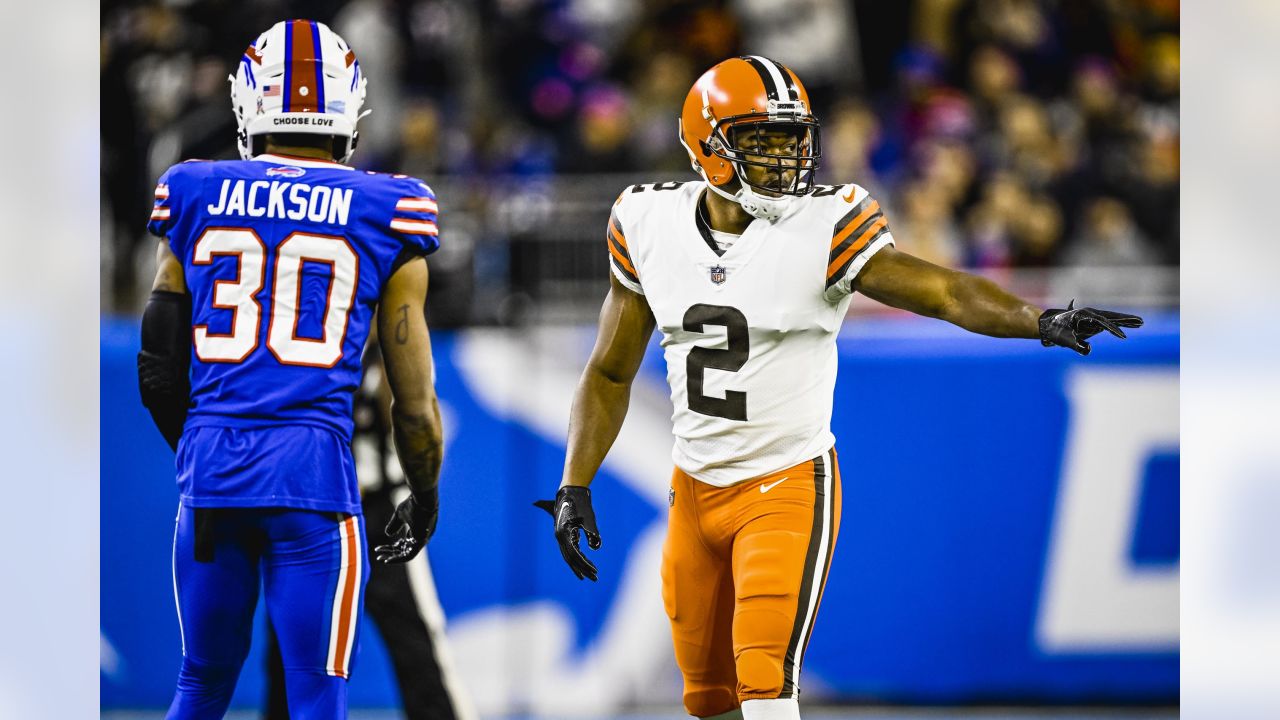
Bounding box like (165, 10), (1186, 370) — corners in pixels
(699, 99), (821, 221)
(713, 117), (821, 198)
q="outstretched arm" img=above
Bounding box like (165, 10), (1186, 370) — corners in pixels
(853, 246), (1143, 354)
(853, 245), (1042, 338)
(374, 257), (444, 563)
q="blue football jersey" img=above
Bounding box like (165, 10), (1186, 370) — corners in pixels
(147, 153), (439, 511)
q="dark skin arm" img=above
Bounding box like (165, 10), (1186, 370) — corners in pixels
(377, 257), (444, 500)
(560, 273), (657, 489)
(151, 241), (187, 294)
(853, 246), (1042, 338)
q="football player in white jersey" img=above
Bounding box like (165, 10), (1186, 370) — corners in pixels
(536, 56), (1142, 720)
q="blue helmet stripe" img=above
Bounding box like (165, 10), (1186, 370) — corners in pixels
(282, 24), (293, 113)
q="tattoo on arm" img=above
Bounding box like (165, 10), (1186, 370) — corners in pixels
(395, 304), (409, 344)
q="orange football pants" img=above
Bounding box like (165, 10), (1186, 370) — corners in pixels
(661, 448), (841, 718)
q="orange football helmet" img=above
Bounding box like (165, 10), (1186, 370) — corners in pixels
(679, 56), (821, 220)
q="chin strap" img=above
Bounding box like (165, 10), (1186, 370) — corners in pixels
(705, 175), (792, 222)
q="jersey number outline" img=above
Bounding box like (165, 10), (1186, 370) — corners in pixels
(683, 303), (749, 421)
(191, 227), (359, 368)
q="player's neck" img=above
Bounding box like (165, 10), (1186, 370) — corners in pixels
(262, 144), (337, 162)
(701, 187), (754, 235)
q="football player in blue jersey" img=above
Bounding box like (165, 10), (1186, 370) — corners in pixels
(136, 20), (444, 719)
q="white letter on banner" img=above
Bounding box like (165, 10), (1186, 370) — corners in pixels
(1037, 367), (1179, 652)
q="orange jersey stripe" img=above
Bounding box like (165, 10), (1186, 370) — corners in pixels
(608, 237), (637, 277)
(828, 199), (880, 252)
(608, 218), (628, 252)
(826, 216), (887, 280)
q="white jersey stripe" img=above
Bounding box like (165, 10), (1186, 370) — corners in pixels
(390, 218), (439, 235)
(396, 199), (438, 213)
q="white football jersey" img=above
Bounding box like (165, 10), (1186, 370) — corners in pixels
(607, 180), (894, 486)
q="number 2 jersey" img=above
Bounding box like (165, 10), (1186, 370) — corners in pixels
(147, 153), (440, 512)
(607, 180), (894, 487)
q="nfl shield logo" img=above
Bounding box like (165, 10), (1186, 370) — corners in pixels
(709, 265), (727, 285)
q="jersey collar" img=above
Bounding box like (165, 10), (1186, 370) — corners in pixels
(694, 191), (726, 258)
(253, 153), (355, 171)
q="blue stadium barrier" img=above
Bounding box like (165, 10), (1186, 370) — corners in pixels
(101, 314), (1178, 712)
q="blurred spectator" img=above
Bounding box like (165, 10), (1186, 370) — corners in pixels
(916, 137), (976, 208)
(1056, 196), (1168, 304)
(895, 180), (964, 268)
(823, 99), (883, 187)
(628, 50), (697, 172)
(1011, 193), (1063, 267)
(1063, 196), (1160, 268)
(731, 0), (860, 110)
(332, 0), (406, 166)
(963, 171), (1028, 268)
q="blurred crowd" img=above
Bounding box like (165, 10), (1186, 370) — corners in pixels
(102, 0), (1179, 316)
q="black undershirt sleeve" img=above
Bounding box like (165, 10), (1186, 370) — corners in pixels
(137, 290), (192, 451)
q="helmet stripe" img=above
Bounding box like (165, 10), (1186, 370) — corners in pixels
(742, 54), (788, 101)
(310, 21), (326, 111)
(777, 62), (803, 102)
(288, 20), (319, 112)
(282, 22), (293, 112)
(740, 56), (782, 101)
(758, 56), (799, 101)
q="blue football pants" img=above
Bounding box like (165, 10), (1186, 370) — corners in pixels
(166, 504), (367, 720)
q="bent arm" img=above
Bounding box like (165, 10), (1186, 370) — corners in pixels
(138, 242), (191, 451)
(853, 246), (1042, 338)
(561, 273), (656, 488)
(378, 257), (444, 501)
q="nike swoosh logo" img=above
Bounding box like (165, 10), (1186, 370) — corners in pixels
(842, 186), (857, 203)
(760, 477), (788, 493)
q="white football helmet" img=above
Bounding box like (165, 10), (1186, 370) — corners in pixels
(229, 20), (369, 163)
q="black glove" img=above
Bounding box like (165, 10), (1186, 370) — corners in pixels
(534, 485), (602, 581)
(375, 492), (438, 564)
(1039, 300), (1144, 356)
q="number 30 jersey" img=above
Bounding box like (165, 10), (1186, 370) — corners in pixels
(607, 180), (894, 487)
(147, 153), (440, 442)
